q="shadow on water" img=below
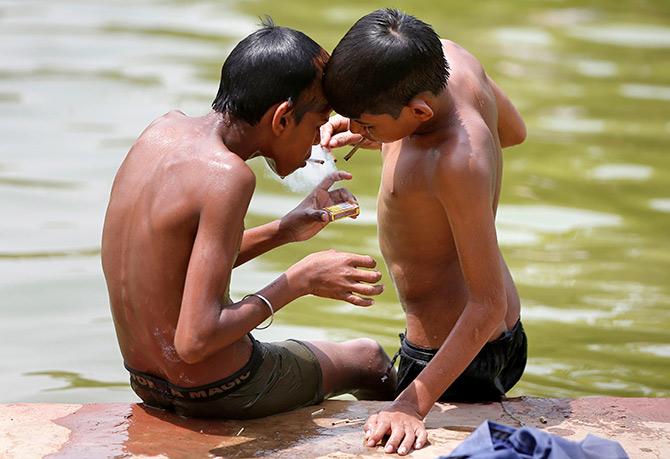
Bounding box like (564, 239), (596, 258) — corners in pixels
(24, 370), (128, 391)
(0, 247), (100, 259)
(0, 177), (79, 190)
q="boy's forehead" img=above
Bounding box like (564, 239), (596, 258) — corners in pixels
(302, 79), (330, 113)
(314, 94), (331, 113)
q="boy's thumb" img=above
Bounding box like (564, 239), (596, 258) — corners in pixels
(309, 210), (329, 222)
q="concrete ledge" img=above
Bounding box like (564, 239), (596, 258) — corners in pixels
(1, 397), (668, 458)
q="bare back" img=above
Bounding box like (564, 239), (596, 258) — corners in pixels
(101, 111), (252, 386)
(378, 41), (520, 348)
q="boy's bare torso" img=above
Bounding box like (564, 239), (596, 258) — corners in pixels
(101, 111), (252, 387)
(377, 41), (520, 348)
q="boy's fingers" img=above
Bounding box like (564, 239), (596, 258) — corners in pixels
(320, 115), (351, 147)
(343, 294), (374, 307)
(308, 210), (329, 222)
(397, 428), (416, 456)
(329, 132), (361, 149)
(351, 283), (383, 297)
(415, 429), (428, 450)
(318, 170), (352, 190)
(354, 269), (382, 283)
(329, 114), (351, 131)
(364, 415), (377, 435)
(348, 254), (377, 269)
(383, 425), (405, 453)
(368, 420), (390, 446)
(329, 187), (356, 204)
(319, 123), (333, 147)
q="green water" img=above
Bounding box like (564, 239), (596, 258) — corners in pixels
(0, 0), (668, 403)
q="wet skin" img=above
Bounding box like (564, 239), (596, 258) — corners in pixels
(101, 77), (396, 403)
(322, 39), (526, 454)
(377, 41), (523, 350)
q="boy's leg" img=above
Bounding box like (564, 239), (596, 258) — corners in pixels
(303, 339), (396, 401)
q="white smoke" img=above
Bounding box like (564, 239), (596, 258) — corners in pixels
(269, 145), (339, 193)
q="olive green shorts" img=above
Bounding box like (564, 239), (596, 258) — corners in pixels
(127, 336), (324, 419)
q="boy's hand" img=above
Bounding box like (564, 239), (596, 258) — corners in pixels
(291, 250), (383, 307)
(279, 171), (356, 242)
(320, 115), (381, 150)
(364, 401), (428, 456)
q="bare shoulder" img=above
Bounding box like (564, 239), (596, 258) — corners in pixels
(133, 111), (256, 207)
(441, 39), (486, 75)
(134, 110), (188, 145)
(432, 127), (494, 193)
(200, 149), (256, 196)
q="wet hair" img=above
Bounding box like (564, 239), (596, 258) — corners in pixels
(212, 17), (328, 125)
(324, 8), (449, 119)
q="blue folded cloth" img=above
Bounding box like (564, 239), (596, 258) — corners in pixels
(441, 420), (629, 459)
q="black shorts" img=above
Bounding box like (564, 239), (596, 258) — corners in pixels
(395, 320), (527, 402)
(126, 335), (324, 419)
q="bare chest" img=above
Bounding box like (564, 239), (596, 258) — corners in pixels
(379, 144), (438, 202)
(377, 144), (453, 248)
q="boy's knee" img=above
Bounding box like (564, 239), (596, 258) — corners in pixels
(346, 338), (396, 399)
(349, 338), (389, 368)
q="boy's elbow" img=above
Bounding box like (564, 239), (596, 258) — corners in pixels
(479, 295), (508, 323)
(513, 122), (527, 145)
(174, 334), (209, 364)
(502, 123), (526, 148)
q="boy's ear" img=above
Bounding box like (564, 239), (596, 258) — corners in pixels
(407, 98), (434, 122)
(271, 101), (295, 136)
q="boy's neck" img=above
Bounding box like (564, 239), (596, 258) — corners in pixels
(209, 111), (263, 161)
(410, 90), (455, 138)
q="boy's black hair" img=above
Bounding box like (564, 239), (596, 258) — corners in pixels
(324, 9), (449, 119)
(212, 18), (328, 125)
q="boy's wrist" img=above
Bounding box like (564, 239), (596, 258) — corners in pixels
(276, 218), (300, 245)
(395, 388), (433, 418)
(286, 262), (310, 297)
(269, 219), (291, 245)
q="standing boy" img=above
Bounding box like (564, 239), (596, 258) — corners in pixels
(321, 9), (528, 454)
(101, 21), (396, 420)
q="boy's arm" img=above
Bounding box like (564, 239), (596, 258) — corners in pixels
(234, 220), (292, 267)
(174, 164), (286, 362)
(487, 75), (526, 148)
(364, 135), (507, 455)
(175, 165), (382, 363)
(234, 171), (356, 267)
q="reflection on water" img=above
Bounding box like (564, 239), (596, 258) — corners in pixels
(620, 83), (670, 101)
(568, 24), (670, 48)
(591, 163), (653, 180)
(0, 0), (668, 404)
(650, 198), (670, 212)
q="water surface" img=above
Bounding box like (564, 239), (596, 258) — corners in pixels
(0, 0), (668, 402)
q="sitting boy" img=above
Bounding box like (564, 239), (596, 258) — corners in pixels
(101, 20), (396, 420)
(321, 9), (528, 454)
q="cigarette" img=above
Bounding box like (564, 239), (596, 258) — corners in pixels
(311, 408), (325, 416)
(236, 427), (244, 436)
(307, 158), (325, 164)
(344, 140), (364, 161)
